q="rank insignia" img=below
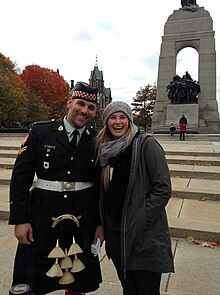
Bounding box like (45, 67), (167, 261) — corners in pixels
(18, 146), (27, 155)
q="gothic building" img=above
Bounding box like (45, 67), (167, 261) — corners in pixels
(89, 58), (112, 109)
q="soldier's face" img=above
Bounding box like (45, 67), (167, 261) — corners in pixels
(67, 98), (96, 128)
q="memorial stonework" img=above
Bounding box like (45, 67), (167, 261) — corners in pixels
(152, 4), (220, 133)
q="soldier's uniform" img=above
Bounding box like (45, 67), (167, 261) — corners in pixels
(9, 84), (102, 294)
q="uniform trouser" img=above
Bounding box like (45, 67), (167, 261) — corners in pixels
(105, 229), (161, 295)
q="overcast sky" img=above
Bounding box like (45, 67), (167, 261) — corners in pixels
(0, 0), (219, 110)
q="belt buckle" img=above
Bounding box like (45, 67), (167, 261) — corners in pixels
(62, 182), (75, 191)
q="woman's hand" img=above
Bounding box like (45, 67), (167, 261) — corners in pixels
(93, 225), (105, 246)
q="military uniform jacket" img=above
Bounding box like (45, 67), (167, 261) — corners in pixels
(9, 118), (102, 294)
(9, 118), (99, 226)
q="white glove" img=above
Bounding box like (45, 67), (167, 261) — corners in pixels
(91, 237), (101, 256)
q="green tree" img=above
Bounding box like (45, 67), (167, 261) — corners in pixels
(0, 53), (28, 125)
(132, 83), (156, 131)
(25, 92), (50, 127)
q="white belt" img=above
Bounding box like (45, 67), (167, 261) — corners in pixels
(35, 178), (93, 192)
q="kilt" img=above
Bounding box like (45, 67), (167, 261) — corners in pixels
(12, 187), (102, 294)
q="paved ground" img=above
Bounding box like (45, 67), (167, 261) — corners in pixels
(1, 220), (220, 295)
(1, 134), (220, 294)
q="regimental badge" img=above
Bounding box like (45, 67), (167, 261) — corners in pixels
(43, 161), (50, 169)
(58, 125), (64, 131)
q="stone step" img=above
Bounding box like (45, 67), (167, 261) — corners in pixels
(0, 158), (16, 169)
(153, 134), (220, 142)
(169, 163), (220, 179)
(1, 186), (219, 242)
(166, 155), (220, 166)
(1, 157), (220, 170)
(0, 150), (18, 158)
(166, 197), (220, 242)
(172, 177), (220, 201)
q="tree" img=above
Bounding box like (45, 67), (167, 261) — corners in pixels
(20, 65), (70, 119)
(90, 105), (104, 129)
(132, 83), (156, 130)
(0, 52), (28, 127)
(24, 92), (50, 128)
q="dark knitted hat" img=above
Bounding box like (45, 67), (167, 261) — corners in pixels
(71, 82), (98, 103)
(102, 101), (133, 124)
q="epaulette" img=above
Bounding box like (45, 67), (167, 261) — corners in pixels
(34, 119), (56, 125)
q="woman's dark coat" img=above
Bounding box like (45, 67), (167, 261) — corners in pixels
(100, 134), (174, 274)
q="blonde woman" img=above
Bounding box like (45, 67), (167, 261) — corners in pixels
(96, 101), (174, 295)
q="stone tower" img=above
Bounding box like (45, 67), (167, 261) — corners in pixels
(89, 57), (112, 109)
(152, 5), (220, 133)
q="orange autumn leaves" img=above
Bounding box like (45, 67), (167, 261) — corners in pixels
(21, 65), (70, 119)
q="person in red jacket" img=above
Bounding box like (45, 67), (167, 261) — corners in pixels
(179, 122), (186, 140)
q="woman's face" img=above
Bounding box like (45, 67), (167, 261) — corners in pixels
(107, 111), (130, 139)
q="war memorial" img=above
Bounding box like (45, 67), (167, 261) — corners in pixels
(152, 0), (220, 133)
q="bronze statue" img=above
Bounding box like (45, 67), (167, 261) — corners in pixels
(166, 72), (200, 104)
(181, 0), (199, 11)
(181, 0), (197, 7)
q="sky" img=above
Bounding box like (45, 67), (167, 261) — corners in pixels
(0, 0), (219, 110)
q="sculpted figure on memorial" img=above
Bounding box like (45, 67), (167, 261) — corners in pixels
(166, 72), (200, 104)
(181, 0), (199, 12)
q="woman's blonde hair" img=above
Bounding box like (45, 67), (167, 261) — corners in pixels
(95, 123), (132, 191)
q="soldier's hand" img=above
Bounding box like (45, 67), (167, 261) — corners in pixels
(14, 223), (34, 245)
(93, 226), (105, 246)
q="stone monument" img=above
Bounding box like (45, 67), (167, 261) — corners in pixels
(152, 1), (220, 133)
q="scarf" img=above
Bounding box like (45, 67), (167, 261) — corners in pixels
(99, 123), (139, 167)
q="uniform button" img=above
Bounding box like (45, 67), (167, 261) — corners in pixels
(67, 171), (71, 175)
(64, 194), (68, 199)
(46, 154), (49, 157)
(70, 157), (74, 160)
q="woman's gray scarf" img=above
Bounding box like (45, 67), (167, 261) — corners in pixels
(99, 123), (139, 167)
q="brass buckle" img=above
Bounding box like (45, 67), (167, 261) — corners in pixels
(62, 182), (75, 191)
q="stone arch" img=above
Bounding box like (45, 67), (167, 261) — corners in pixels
(176, 47), (198, 81)
(152, 7), (219, 133)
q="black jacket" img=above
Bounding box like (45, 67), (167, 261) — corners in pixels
(9, 118), (98, 225)
(9, 118), (102, 294)
(100, 133), (174, 274)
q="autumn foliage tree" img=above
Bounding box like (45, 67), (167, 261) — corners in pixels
(0, 52), (28, 126)
(132, 83), (156, 130)
(20, 65), (70, 119)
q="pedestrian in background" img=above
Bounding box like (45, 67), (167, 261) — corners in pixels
(169, 122), (176, 136)
(179, 121), (186, 141)
(179, 114), (187, 125)
(95, 101), (174, 295)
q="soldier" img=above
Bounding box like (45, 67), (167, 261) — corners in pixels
(9, 82), (104, 295)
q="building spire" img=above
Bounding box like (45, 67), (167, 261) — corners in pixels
(95, 55), (98, 67)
